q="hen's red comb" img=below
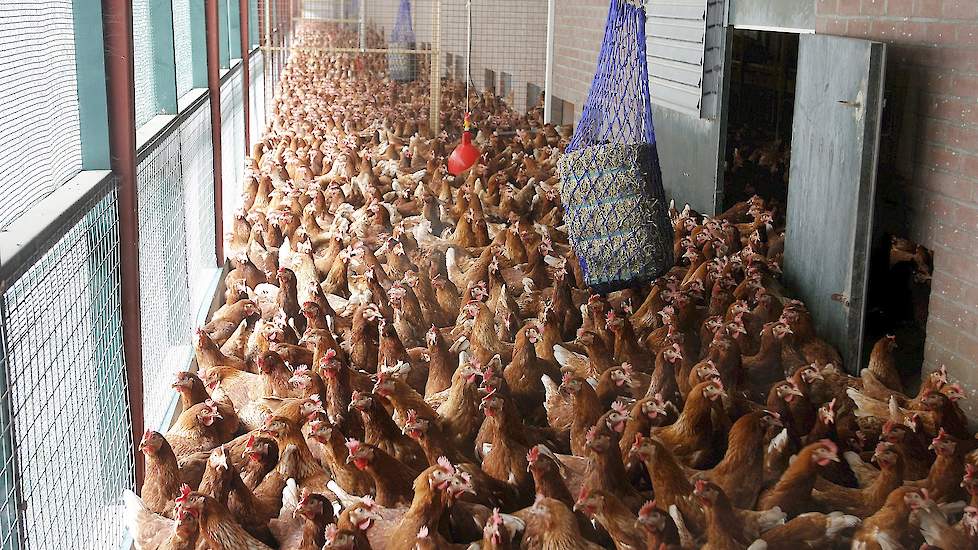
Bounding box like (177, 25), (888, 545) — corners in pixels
(638, 500), (656, 517)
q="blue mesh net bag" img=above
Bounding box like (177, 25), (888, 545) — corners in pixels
(557, 0), (673, 293)
(388, 0), (417, 82)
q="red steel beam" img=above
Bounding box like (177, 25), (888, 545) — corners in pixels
(240, 0), (251, 150)
(101, 0), (144, 489)
(205, 0), (225, 265)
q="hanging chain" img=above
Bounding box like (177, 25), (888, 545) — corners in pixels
(465, 0), (472, 116)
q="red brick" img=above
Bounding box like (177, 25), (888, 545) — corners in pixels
(870, 19), (901, 39)
(959, 25), (978, 46)
(932, 47), (978, 73)
(914, 0), (944, 17)
(956, 332), (978, 360)
(921, 143), (964, 171)
(926, 319), (963, 355)
(924, 22), (959, 44)
(861, 0), (885, 16)
(963, 154), (978, 179)
(888, 0), (915, 17)
(816, 0), (839, 16)
(836, 0), (860, 16)
(956, 73), (978, 97)
(928, 292), (975, 327)
(847, 19), (871, 37)
(922, 95), (976, 125)
(943, 0), (978, 19)
(936, 285), (978, 325)
(920, 116), (950, 146)
(891, 20), (927, 41)
(932, 266), (966, 300)
(816, 16), (846, 35)
(941, 223), (978, 253)
(917, 165), (974, 201)
(953, 202), (978, 234)
(944, 74), (978, 99)
(963, 280), (978, 307)
(923, 342), (959, 372)
(946, 124), (978, 152)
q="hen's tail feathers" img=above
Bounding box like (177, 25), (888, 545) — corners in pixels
(767, 428), (788, 455)
(279, 478), (300, 521)
(843, 451), (878, 488)
(553, 345), (587, 374)
(326, 479), (364, 509)
(757, 506), (787, 531)
(123, 490), (174, 550)
(668, 504), (694, 549)
(541, 374), (559, 405)
(824, 512), (861, 538)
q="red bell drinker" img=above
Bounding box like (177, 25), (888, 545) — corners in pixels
(448, 112), (480, 176)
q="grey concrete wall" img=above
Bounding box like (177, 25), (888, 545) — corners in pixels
(728, 0), (815, 30)
(652, 104), (724, 213)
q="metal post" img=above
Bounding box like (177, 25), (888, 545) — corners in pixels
(429, 0), (442, 135)
(206, 0), (226, 265)
(101, 0), (144, 490)
(358, 0), (366, 50)
(240, 0), (252, 149)
(543, 0), (555, 124)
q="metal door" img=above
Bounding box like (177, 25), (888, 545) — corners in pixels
(784, 34), (885, 373)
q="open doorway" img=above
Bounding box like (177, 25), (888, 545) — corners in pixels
(722, 30), (798, 212)
(863, 234), (933, 382)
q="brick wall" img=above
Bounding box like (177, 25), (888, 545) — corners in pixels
(552, 0), (607, 121)
(816, 0), (978, 410)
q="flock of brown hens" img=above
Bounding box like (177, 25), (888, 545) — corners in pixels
(124, 22), (978, 550)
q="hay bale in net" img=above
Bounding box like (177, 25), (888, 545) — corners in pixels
(388, 0), (417, 82)
(557, 0), (673, 293)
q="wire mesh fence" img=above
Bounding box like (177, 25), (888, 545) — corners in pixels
(180, 98), (219, 313)
(249, 49), (267, 146)
(0, 179), (133, 549)
(0, 1), (83, 231)
(222, 66), (248, 239)
(137, 130), (195, 431)
(438, 0), (548, 113)
(270, 0), (550, 134)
